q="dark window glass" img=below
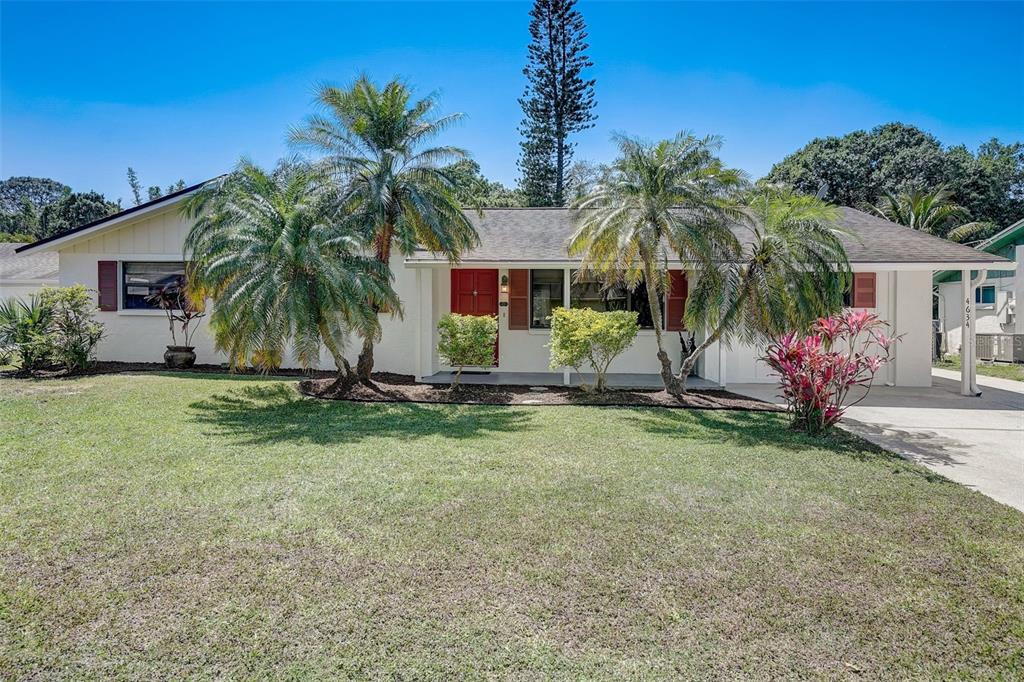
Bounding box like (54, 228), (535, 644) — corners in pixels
(975, 286), (996, 305)
(570, 271), (662, 329)
(530, 269), (564, 328)
(123, 262), (186, 310)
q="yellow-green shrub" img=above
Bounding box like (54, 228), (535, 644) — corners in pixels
(549, 307), (639, 391)
(437, 313), (498, 388)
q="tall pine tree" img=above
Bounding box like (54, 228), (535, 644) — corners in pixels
(517, 0), (596, 206)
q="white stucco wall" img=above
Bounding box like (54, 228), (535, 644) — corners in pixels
(0, 281), (57, 301)
(48, 205), (939, 387)
(55, 206), (421, 372)
(423, 265), (685, 377)
(713, 269), (932, 387)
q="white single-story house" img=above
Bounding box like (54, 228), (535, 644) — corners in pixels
(0, 243), (59, 300)
(935, 218), (1024, 357)
(15, 182), (1010, 393)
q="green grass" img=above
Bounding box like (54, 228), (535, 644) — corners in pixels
(935, 355), (1024, 382)
(1, 373), (1022, 679)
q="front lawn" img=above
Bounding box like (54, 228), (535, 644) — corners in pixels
(1, 373), (1021, 678)
(935, 355), (1024, 382)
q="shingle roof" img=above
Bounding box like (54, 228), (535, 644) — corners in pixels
(407, 207), (1010, 265)
(0, 243), (59, 281)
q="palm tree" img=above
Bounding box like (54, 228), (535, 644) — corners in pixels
(182, 159), (398, 389)
(569, 132), (747, 394)
(869, 185), (992, 242)
(289, 76), (479, 381)
(682, 187), (849, 381)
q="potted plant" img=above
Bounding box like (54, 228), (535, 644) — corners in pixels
(146, 276), (205, 369)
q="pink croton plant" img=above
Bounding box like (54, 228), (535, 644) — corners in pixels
(762, 310), (901, 435)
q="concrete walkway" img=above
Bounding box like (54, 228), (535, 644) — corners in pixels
(730, 371), (1024, 512)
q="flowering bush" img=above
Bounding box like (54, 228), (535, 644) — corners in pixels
(762, 310), (899, 435)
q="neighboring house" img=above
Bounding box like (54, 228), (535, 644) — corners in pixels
(16, 183), (1008, 390)
(934, 218), (1024, 355)
(0, 243), (59, 300)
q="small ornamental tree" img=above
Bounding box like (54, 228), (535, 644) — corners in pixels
(437, 313), (498, 389)
(145, 277), (205, 349)
(762, 310), (899, 435)
(549, 307), (639, 392)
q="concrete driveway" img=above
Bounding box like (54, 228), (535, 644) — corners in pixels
(730, 370), (1024, 512)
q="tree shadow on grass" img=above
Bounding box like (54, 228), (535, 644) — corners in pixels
(188, 383), (537, 446)
(631, 407), (917, 463)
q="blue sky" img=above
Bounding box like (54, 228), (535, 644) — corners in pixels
(2, 1), (1022, 203)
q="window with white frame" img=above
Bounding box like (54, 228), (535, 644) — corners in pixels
(975, 285), (996, 307)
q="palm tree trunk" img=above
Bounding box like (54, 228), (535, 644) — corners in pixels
(642, 257), (683, 396)
(676, 272), (752, 386)
(355, 335), (375, 382)
(357, 220), (395, 382)
(318, 319), (357, 393)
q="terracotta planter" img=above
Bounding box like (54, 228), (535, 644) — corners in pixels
(163, 345), (196, 369)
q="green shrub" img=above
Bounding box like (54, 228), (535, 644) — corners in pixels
(0, 286), (104, 373)
(38, 286), (104, 372)
(549, 307), (639, 392)
(437, 313), (498, 388)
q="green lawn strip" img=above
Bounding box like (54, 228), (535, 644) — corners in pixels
(1, 373), (1021, 679)
(935, 357), (1024, 382)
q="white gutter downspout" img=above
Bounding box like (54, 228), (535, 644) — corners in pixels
(961, 268), (988, 396)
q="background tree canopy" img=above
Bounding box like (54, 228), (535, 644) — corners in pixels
(0, 177), (122, 241)
(763, 123), (1024, 232)
(443, 160), (526, 208)
(38, 191), (121, 239)
(0, 177), (69, 214)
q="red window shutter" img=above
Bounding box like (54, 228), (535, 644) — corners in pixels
(507, 269), (529, 330)
(852, 273), (876, 308)
(97, 261), (118, 311)
(665, 270), (688, 331)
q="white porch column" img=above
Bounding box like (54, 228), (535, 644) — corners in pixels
(562, 267), (571, 386)
(960, 268), (986, 396)
(415, 269), (434, 382)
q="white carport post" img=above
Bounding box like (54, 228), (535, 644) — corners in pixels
(960, 268), (987, 396)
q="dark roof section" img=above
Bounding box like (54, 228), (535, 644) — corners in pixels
(15, 179), (215, 254)
(408, 207), (1011, 265)
(0, 243), (59, 281)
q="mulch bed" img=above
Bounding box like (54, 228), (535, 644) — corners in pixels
(0, 362), (775, 411)
(0, 361), (332, 380)
(300, 372), (777, 411)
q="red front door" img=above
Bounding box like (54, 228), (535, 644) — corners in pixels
(451, 269), (499, 364)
